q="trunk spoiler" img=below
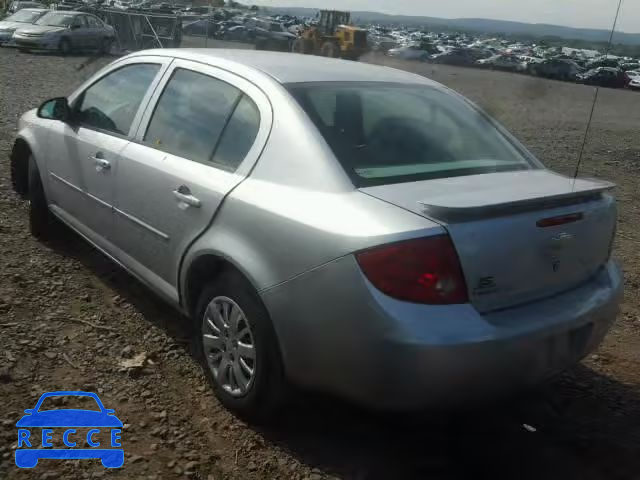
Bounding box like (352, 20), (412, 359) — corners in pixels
(418, 178), (615, 222)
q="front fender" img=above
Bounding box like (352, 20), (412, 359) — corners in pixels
(14, 110), (52, 196)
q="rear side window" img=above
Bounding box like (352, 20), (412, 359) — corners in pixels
(76, 63), (160, 136)
(144, 68), (260, 170)
(73, 15), (87, 27)
(212, 96), (260, 170)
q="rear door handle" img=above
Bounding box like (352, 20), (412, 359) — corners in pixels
(173, 188), (201, 208)
(89, 155), (111, 171)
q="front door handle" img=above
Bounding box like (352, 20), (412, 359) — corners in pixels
(173, 187), (201, 208)
(89, 154), (111, 171)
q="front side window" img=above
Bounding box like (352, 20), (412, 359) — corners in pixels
(288, 82), (535, 187)
(85, 15), (101, 28)
(75, 63), (160, 135)
(144, 69), (254, 168)
(73, 15), (87, 27)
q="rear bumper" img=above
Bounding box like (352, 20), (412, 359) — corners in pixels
(262, 257), (622, 410)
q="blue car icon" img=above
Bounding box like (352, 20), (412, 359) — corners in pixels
(16, 391), (124, 468)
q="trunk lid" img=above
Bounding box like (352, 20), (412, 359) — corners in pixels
(360, 170), (616, 312)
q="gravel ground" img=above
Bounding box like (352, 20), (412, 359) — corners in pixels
(1, 46), (640, 480)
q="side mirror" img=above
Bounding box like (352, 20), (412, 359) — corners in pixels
(24, 409), (34, 414)
(105, 409), (115, 415)
(71, 24), (81, 30)
(38, 97), (70, 122)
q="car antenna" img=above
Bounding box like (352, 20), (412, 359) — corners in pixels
(572, 0), (624, 190)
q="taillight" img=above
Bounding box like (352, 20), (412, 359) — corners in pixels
(356, 235), (468, 304)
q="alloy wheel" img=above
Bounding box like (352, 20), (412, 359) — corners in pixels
(201, 296), (256, 397)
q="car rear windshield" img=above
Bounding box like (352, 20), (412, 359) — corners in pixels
(35, 12), (75, 27)
(287, 82), (535, 187)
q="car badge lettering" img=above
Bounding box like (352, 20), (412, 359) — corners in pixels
(473, 275), (498, 295)
(15, 391), (124, 468)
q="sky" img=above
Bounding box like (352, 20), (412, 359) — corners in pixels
(251, 0), (637, 33)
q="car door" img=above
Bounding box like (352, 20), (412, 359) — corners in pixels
(45, 56), (171, 248)
(83, 14), (102, 48)
(112, 60), (272, 300)
(69, 15), (90, 48)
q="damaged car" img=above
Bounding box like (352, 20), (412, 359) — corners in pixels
(11, 50), (622, 420)
(577, 67), (630, 89)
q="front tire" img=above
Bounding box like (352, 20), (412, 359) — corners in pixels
(28, 155), (55, 240)
(98, 37), (113, 55)
(10, 144), (29, 198)
(58, 37), (71, 55)
(194, 271), (288, 422)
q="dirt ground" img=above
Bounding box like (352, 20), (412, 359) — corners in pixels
(1, 45), (639, 480)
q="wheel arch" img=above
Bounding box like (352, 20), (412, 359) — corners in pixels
(181, 252), (262, 319)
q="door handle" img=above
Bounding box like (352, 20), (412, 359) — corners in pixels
(89, 155), (111, 171)
(173, 188), (201, 208)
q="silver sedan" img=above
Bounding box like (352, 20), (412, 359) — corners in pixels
(0, 8), (48, 45)
(10, 50), (622, 419)
(12, 11), (114, 54)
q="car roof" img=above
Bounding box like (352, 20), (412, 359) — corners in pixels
(129, 49), (435, 85)
(37, 390), (100, 398)
(44, 10), (83, 15)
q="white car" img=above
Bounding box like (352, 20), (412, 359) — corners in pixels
(626, 70), (640, 82)
(628, 75), (640, 91)
(387, 45), (430, 61)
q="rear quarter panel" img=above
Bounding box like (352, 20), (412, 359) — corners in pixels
(180, 178), (441, 295)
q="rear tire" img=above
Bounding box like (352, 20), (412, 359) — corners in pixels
(28, 156), (55, 240)
(320, 41), (339, 58)
(194, 271), (288, 422)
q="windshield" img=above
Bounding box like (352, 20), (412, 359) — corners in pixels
(6, 9), (43, 23)
(35, 12), (75, 27)
(37, 395), (101, 412)
(288, 82), (535, 187)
